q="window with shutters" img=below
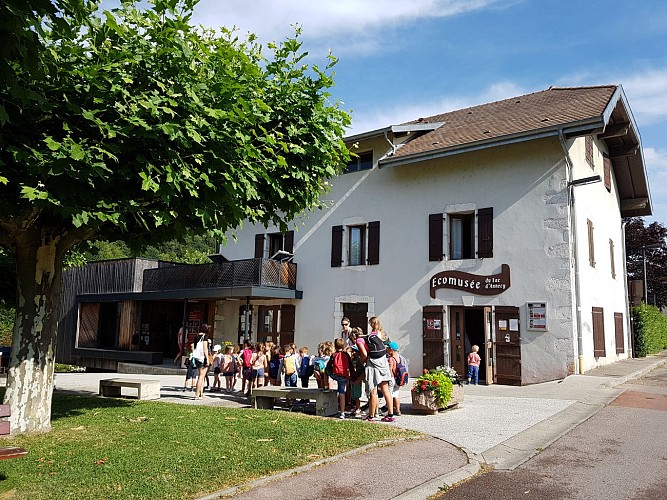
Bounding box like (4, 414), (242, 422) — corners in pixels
(429, 208), (493, 261)
(345, 151), (373, 173)
(585, 135), (594, 168)
(592, 307), (606, 357)
(331, 221), (380, 267)
(348, 225), (365, 266)
(587, 219), (595, 267)
(609, 239), (616, 279)
(254, 231), (294, 259)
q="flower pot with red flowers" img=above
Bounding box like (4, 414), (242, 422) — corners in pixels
(411, 367), (464, 414)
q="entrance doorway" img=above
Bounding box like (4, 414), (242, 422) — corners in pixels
(450, 306), (491, 384)
(343, 303), (369, 335)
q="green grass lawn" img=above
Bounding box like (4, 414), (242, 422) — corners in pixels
(0, 393), (417, 499)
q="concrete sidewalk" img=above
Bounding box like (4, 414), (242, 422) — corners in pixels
(51, 350), (667, 499)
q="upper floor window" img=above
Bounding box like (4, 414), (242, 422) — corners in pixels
(331, 221), (380, 267)
(429, 208), (493, 261)
(348, 226), (366, 266)
(254, 231), (294, 259)
(345, 151), (373, 173)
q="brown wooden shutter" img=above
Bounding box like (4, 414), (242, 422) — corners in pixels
(603, 154), (611, 191)
(585, 135), (594, 168)
(477, 207), (493, 258)
(614, 312), (624, 354)
(331, 225), (343, 267)
(254, 234), (265, 259)
(587, 219), (595, 267)
(592, 307), (606, 357)
(429, 213), (443, 261)
(367, 221), (380, 265)
(284, 230), (294, 254)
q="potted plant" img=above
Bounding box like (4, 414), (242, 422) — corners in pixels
(411, 366), (464, 414)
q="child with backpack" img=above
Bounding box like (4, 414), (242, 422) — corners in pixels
(297, 346), (314, 388)
(221, 345), (236, 392)
(386, 341), (409, 416)
(268, 345), (282, 386)
(241, 341), (254, 397)
(348, 345), (365, 417)
(326, 338), (352, 418)
(313, 343), (331, 390)
(281, 344), (299, 387)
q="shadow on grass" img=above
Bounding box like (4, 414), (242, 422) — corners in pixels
(50, 392), (137, 421)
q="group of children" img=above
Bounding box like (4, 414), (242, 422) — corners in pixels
(180, 325), (410, 423)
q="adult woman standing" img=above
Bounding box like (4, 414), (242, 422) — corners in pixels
(193, 324), (211, 399)
(358, 317), (395, 422)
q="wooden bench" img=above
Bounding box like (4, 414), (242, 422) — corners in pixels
(99, 378), (161, 400)
(250, 387), (338, 417)
(0, 404), (27, 460)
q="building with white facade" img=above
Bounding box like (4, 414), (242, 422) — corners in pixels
(214, 85), (652, 385)
(57, 85), (652, 386)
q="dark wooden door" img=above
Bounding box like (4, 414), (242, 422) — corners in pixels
(257, 305), (278, 345)
(343, 303), (369, 335)
(484, 306), (494, 385)
(423, 306), (445, 371)
(279, 305), (295, 346)
(494, 306), (521, 385)
(449, 307), (466, 376)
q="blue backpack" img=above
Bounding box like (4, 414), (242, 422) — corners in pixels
(394, 355), (409, 386)
(298, 355), (314, 378)
(269, 357), (281, 379)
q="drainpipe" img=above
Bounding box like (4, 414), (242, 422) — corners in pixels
(559, 130), (585, 374)
(621, 221), (633, 357)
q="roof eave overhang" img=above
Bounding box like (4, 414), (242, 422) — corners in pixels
(344, 122), (445, 144)
(378, 119), (603, 169)
(77, 286), (303, 302)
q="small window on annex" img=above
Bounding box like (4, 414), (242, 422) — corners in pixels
(348, 225), (366, 266)
(345, 151), (373, 173)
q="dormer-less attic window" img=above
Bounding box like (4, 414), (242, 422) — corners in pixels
(345, 151), (373, 173)
(585, 135), (594, 168)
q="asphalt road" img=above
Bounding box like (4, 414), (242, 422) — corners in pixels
(437, 364), (667, 500)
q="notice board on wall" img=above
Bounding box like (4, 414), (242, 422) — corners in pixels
(527, 302), (547, 331)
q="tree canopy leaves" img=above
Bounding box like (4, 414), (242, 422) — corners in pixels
(625, 218), (667, 308)
(1, 0), (350, 251)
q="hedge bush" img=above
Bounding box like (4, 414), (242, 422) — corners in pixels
(0, 303), (14, 346)
(633, 303), (667, 357)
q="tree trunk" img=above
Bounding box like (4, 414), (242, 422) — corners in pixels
(3, 227), (72, 434)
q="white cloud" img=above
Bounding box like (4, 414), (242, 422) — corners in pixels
(619, 70), (667, 126)
(643, 147), (667, 224)
(192, 0), (504, 53)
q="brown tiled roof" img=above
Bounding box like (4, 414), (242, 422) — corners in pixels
(385, 86), (618, 161)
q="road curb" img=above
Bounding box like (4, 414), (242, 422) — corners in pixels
(200, 437), (423, 500)
(391, 445), (481, 499)
(600, 355), (667, 388)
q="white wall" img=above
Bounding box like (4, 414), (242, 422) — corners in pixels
(219, 133), (629, 383)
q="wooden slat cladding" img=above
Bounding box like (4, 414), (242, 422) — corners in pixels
(77, 303), (100, 348)
(331, 225), (343, 267)
(58, 259), (155, 363)
(614, 312), (624, 354)
(603, 154), (612, 191)
(477, 207), (493, 258)
(429, 213), (444, 261)
(254, 234), (265, 258)
(367, 221), (380, 265)
(592, 307), (606, 357)
(118, 301), (141, 350)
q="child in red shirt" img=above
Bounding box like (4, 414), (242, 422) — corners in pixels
(467, 345), (481, 385)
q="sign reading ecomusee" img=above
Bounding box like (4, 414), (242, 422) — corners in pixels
(430, 264), (511, 298)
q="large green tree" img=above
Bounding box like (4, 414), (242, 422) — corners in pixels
(625, 218), (667, 308)
(0, 0), (350, 433)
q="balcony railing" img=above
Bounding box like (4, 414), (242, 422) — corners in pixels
(142, 258), (297, 292)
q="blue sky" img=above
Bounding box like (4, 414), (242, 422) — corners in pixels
(105, 0), (667, 225)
